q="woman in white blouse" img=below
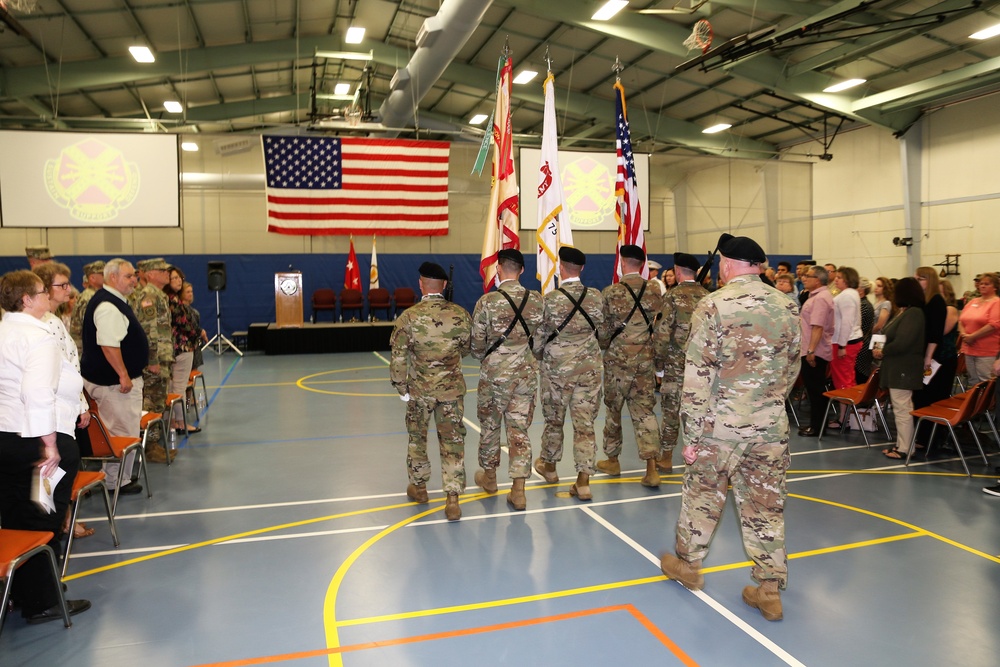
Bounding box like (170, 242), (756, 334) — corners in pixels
(829, 267), (864, 428)
(0, 270), (91, 624)
(34, 262), (93, 539)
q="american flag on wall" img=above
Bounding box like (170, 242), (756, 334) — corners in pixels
(262, 136), (450, 236)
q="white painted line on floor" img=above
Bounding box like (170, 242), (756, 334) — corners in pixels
(579, 507), (807, 667)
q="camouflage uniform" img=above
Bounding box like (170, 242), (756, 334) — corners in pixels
(129, 281), (173, 446)
(653, 280), (709, 461)
(471, 280), (543, 478)
(532, 279), (605, 473)
(599, 273), (663, 461)
(675, 274), (801, 587)
(71, 286), (97, 355)
(390, 294), (472, 495)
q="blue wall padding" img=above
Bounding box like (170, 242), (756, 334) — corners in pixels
(1, 252), (809, 335)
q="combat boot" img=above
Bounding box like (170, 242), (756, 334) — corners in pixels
(569, 472), (591, 501)
(742, 580), (783, 621)
(474, 468), (498, 494)
(444, 492), (461, 521)
(533, 457), (559, 483)
(660, 553), (703, 591)
(507, 477), (526, 511)
(655, 454), (673, 473)
(406, 483), (429, 504)
(596, 456), (620, 476)
(641, 459), (660, 487)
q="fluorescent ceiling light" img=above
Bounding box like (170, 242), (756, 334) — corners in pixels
(334, 83), (351, 95)
(315, 94), (357, 101)
(181, 142), (199, 152)
(823, 78), (866, 93)
(129, 46), (155, 63)
(314, 50), (374, 61)
(970, 23), (1000, 40)
(469, 114), (488, 125)
(703, 123), (732, 134)
(512, 70), (538, 85)
(163, 100), (183, 113)
(345, 27), (365, 44)
(592, 0), (629, 21)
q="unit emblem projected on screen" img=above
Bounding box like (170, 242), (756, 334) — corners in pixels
(43, 138), (140, 223)
(562, 155), (616, 228)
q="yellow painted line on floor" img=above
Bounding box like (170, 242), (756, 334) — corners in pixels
(323, 493), (489, 667)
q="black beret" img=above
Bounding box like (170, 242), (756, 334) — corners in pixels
(619, 245), (645, 263)
(559, 246), (586, 265)
(497, 248), (524, 267)
(718, 234), (767, 264)
(672, 252), (700, 273)
(419, 262), (448, 280)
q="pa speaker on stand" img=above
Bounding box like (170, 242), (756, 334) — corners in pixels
(203, 261), (242, 356)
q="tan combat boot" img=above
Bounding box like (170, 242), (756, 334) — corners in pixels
(406, 483), (429, 504)
(655, 453), (673, 473)
(444, 492), (461, 521)
(742, 580), (783, 621)
(533, 457), (559, 483)
(507, 477), (526, 511)
(474, 468), (498, 494)
(660, 553), (703, 591)
(569, 472), (591, 501)
(596, 456), (620, 476)
(640, 458), (660, 488)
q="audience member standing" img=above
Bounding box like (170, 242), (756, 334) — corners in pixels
(829, 267), (863, 426)
(797, 266), (835, 437)
(389, 262), (472, 521)
(912, 267), (957, 449)
(0, 270), (90, 624)
(164, 266), (202, 435)
(532, 247), (605, 501)
(470, 249), (543, 511)
(80, 259), (148, 494)
(855, 277), (876, 383)
(958, 273), (1000, 384)
(70, 261), (105, 354)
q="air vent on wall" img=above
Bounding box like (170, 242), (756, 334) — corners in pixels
(214, 137), (255, 156)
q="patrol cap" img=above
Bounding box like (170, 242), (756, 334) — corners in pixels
(619, 245), (645, 263)
(672, 252), (700, 273)
(142, 258), (171, 271)
(559, 246), (586, 266)
(718, 234), (766, 264)
(419, 261), (448, 281)
(647, 260), (662, 271)
(497, 248), (524, 267)
(25, 245), (52, 260)
(84, 260), (106, 276)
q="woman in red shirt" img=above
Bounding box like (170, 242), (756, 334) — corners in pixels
(959, 272), (1000, 384)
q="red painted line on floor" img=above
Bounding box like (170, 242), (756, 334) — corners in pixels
(190, 604), (697, 667)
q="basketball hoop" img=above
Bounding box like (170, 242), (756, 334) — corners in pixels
(344, 107), (362, 127)
(682, 19), (713, 54)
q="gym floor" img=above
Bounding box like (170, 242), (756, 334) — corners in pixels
(2, 350), (999, 667)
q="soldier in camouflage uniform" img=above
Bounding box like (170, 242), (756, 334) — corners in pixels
(390, 262), (472, 521)
(471, 249), (543, 511)
(71, 260), (105, 354)
(652, 252), (708, 473)
(660, 234), (800, 623)
(532, 247), (605, 501)
(597, 245), (663, 487)
(129, 258), (175, 464)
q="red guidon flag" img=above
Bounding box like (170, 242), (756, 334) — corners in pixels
(479, 54), (520, 293)
(262, 136), (449, 236)
(345, 236), (361, 290)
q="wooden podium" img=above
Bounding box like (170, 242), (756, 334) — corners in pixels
(274, 272), (303, 328)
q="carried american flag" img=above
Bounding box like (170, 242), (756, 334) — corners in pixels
(612, 80), (647, 283)
(262, 136), (449, 236)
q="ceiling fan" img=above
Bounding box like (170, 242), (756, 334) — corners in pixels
(633, 0), (709, 14)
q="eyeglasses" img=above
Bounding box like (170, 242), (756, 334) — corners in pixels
(51, 282), (72, 290)
(30, 290), (49, 297)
